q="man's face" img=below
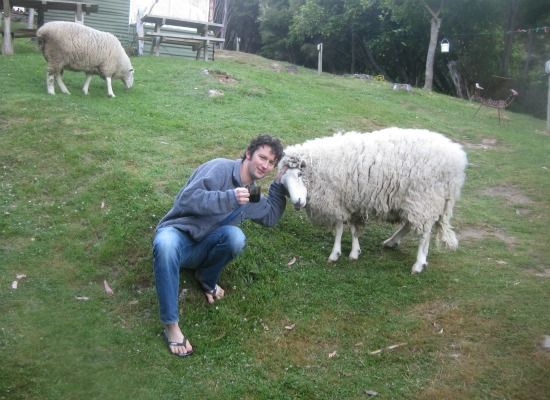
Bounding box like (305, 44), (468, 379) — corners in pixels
(246, 145), (277, 181)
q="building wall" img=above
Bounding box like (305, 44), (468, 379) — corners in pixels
(43, 0), (200, 58)
(44, 0), (132, 45)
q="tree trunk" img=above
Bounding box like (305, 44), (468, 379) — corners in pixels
(501, 0), (519, 77)
(422, 0), (444, 91)
(521, 29), (533, 81)
(360, 39), (386, 76)
(447, 60), (466, 99)
(2, 0), (14, 56)
(220, 0), (230, 49)
(350, 25), (355, 74)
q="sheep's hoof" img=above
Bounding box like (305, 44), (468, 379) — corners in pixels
(382, 239), (399, 248)
(411, 262), (427, 274)
(328, 254), (340, 263)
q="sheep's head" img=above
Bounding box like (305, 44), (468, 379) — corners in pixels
(123, 67), (134, 89)
(279, 155), (307, 209)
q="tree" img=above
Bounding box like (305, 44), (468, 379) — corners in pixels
(223, 0), (263, 52)
(420, 0), (445, 90)
(258, 0), (303, 62)
(2, 0), (14, 56)
(501, 0), (520, 77)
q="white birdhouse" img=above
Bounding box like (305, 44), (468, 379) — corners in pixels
(440, 38), (450, 53)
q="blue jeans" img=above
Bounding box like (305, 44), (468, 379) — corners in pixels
(153, 225), (246, 324)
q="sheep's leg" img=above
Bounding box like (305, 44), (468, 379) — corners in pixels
(349, 224), (361, 260)
(105, 77), (115, 98)
(82, 74), (93, 95)
(411, 225), (432, 274)
(383, 222), (411, 248)
(46, 72), (56, 95)
(55, 72), (71, 95)
(328, 222), (344, 262)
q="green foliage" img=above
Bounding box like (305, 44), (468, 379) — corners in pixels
(289, 0), (326, 43)
(227, 0), (549, 116)
(1, 44), (549, 399)
(224, 0), (263, 53)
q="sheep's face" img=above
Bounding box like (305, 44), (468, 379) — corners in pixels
(123, 68), (134, 89)
(280, 158), (307, 209)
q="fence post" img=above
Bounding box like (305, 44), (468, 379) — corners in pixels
(236, 37), (240, 52)
(546, 60), (550, 132)
(27, 9), (35, 29)
(317, 43), (323, 75)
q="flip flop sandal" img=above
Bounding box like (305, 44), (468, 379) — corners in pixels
(162, 330), (193, 358)
(203, 284), (222, 304)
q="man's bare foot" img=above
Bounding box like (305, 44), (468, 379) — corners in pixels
(163, 323), (193, 357)
(204, 284), (225, 304)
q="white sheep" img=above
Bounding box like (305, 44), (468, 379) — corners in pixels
(279, 127), (467, 274)
(36, 21), (134, 97)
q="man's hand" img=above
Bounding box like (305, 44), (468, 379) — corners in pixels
(235, 187), (250, 205)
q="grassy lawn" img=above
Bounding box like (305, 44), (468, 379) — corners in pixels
(1, 39), (550, 399)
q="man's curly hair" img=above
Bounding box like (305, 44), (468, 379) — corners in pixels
(242, 134), (284, 163)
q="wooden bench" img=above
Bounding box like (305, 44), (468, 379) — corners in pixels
(144, 31), (225, 60)
(140, 14), (225, 61)
(1, 28), (37, 39)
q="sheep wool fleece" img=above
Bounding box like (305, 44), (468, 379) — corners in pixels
(282, 128), (467, 238)
(36, 21), (133, 79)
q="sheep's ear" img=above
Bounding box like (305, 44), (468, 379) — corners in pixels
(300, 160), (306, 169)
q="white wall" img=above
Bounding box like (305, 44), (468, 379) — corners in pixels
(129, 0), (210, 24)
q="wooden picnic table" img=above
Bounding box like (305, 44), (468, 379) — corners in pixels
(140, 14), (224, 61)
(1, 0), (98, 54)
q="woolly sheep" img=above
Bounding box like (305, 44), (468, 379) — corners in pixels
(279, 127), (467, 274)
(36, 21), (134, 97)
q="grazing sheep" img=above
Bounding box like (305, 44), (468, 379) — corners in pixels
(279, 127), (467, 274)
(36, 21), (134, 97)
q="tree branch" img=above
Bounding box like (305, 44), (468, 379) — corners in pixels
(420, 0), (445, 19)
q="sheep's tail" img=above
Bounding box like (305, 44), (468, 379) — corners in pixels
(36, 28), (47, 53)
(434, 198), (458, 250)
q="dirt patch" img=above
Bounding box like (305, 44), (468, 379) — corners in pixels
(524, 268), (550, 278)
(270, 62), (284, 72)
(458, 225), (518, 248)
(461, 137), (499, 150)
(208, 69), (238, 85)
(481, 185), (533, 206)
(410, 300), (501, 399)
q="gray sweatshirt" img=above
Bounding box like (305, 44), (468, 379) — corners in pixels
(156, 158), (287, 241)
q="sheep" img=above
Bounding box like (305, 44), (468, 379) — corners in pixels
(279, 127), (467, 274)
(36, 21), (134, 97)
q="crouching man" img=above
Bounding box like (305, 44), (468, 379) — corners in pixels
(152, 135), (287, 357)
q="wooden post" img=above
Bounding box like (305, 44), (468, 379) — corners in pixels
(546, 60), (550, 132)
(236, 37), (240, 52)
(317, 43), (323, 75)
(27, 8), (35, 29)
(2, 0), (14, 56)
(75, 4), (83, 24)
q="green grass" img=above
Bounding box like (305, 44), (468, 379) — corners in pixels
(1, 39), (550, 399)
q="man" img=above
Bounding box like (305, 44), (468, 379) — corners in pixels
(152, 134), (287, 357)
